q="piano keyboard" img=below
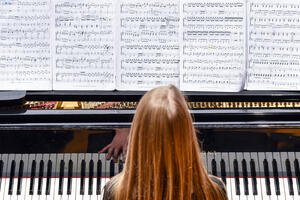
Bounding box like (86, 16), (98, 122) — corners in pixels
(0, 152), (299, 200)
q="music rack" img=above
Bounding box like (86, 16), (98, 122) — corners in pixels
(25, 90), (300, 102)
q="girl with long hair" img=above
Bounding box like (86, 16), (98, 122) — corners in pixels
(103, 85), (228, 200)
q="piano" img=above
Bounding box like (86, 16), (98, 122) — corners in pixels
(0, 90), (300, 200)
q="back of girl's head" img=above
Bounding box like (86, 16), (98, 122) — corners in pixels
(112, 85), (227, 200)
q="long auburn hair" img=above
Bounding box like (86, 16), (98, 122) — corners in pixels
(109, 85), (227, 200)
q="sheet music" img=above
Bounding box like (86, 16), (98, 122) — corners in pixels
(117, 0), (180, 91)
(246, 0), (300, 90)
(53, 0), (116, 90)
(180, 0), (246, 92)
(0, 0), (52, 90)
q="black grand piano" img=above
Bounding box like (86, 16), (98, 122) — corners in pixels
(0, 90), (299, 199)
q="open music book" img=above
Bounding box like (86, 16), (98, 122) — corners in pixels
(0, 0), (299, 91)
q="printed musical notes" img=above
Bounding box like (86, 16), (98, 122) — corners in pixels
(246, 0), (300, 90)
(117, 0), (180, 90)
(180, 0), (246, 92)
(0, 0), (52, 90)
(1, 0), (300, 92)
(53, 0), (116, 90)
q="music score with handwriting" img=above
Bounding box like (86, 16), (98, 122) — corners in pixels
(0, 0), (299, 91)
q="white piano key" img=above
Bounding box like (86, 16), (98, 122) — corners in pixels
(39, 154), (49, 200)
(277, 178), (286, 200)
(261, 178), (271, 200)
(23, 177), (31, 200)
(99, 154), (106, 200)
(239, 177), (248, 200)
(230, 177), (240, 200)
(91, 177), (97, 200)
(61, 154), (70, 200)
(32, 173), (39, 200)
(53, 177), (61, 200)
(75, 177), (82, 200)
(68, 154), (77, 200)
(54, 154), (64, 200)
(62, 176), (68, 200)
(11, 154), (21, 200)
(83, 177), (89, 200)
(18, 154), (29, 200)
(2, 177), (9, 200)
(32, 154), (43, 200)
(292, 178), (300, 199)
(269, 178), (278, 200)
(46, 154), (57, 200)
(282, 178), (294, 200)
(70, 177), (80, 200)
(225, 178), (233, 200)
(76, 154), (85, 200)
(11, 176), (18, 200)
(247, 178), (255, 200)
(255, 177), (263, 199)
(91, 154), (98, 200)
(5, 154), (15, 200)
(84, 154), (92, 200)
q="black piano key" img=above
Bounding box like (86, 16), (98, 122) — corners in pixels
(8, 160), (16, 195)
(67, 160), (73, 195)
(89, 160), (94, 195)
(58, 160), (65, 195)
(212, 159), (217, 176)
(96, 160), (102, 195)
(16, 160), (24, 195)
(110, 160), (115, 177)
(233, 159), (240, 195)
(80, 160), (86, 195)
(29, 160), (36, 195)
(119, 160), (124, 173)
(220, 159), (226, 185)
(263, 159), (271, 195)
(242, 159), (249, 195)
(250, 159), (258, 195)
(37, 160), (44, 195)
(45, 160), (52, 195)
(294, 159), (300, 195)
(286, 159), (294, 195)
(272, 159), (280, 195)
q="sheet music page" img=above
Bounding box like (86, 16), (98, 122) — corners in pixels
(0, 0), (52, 90)
(180, 0), (246, 92)
(117, 0), (180, 91)
(53, 0), (116, 90)
(246, 0), (300, 90)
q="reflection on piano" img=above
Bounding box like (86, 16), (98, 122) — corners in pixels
(0, 90), (300, 199)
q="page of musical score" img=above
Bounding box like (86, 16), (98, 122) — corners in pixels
(0, 0), (52, 90)
(246, 0), (300, 90)
(0, 0), (299, 91)
(180, 0), (246, 92)
(53, 0), (116, 90)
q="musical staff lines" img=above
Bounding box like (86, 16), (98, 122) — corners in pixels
(0, 0), (52, 90)
(247, 0), (300, 90)
(180, 0), (246, 92)
(53, 0), (115, 90)
(117, 0), (180, 90)
(1, 0), (300, 92)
